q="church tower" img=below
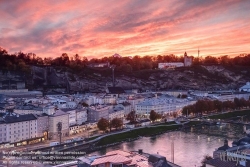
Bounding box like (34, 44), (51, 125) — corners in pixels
(184, 52), (187, 57)
(184, 51), (193, 67)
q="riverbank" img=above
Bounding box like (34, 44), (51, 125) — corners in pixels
(208, 109), (250, 120)
(95, 124), (182, 146)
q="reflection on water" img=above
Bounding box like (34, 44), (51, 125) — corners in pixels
(90, 124), (245, 167)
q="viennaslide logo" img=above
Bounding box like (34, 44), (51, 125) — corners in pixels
(219, 147), (247, 165)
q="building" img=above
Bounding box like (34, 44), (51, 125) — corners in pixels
(87, 105), (110, 122)
(106, 87), (125, 97)
(127, 96), (145, 110)
(103, 94), (116, 104)
(0, 80), (25, 90)
(0, 112), (44, 146)
(71, 150), (181, 167)
(117, 102), (132, 115)
(36, 114), (49, 140)
(87, 62), (110, 68)
(109, 107), (125, 120)
(158, 52), (193, 69)
(76, 107), (87, 125)
(209, 92), (250, 102)
(205, 140), (250, 167)
(205, 158), (249, 167)
(240, 82), (250, 92)
(166, 91), (188, 97)
(61, 108), (77, 126)
(135, 97), (195, 116)
(184, 52), (193, 67)
(14, 105), (43, 115)
(158, 62), (184, 69)
(48, 109), (69, 140)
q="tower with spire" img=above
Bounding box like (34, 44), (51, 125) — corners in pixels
(184, 51), (193, 67)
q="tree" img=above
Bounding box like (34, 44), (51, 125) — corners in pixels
(181, 94), (188, 98)
(214, 100), (222, 112)
(82, 102), (89, 107)
(201, 154), (212, 167)
(118, 64), (132, 73)
(111, 118), (123, 130)
(240, 98), (247, 108)
(149, 110), (158, 122)
(182, 106), (189, 116)
(126, 111), (136, 123)
(234, 98), (241, 109)
(97, 118), (109, 132)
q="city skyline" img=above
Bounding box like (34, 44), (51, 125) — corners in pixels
(0, 0), (250, 59)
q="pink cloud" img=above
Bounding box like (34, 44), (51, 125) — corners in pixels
(0, 0), (250, 59)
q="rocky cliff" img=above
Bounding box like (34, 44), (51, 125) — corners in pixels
(1, 65), (250, 92)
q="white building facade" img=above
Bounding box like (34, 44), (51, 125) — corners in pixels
(76, 108), (87, 125)
(0, 113), (38, 145)
(135, 97), (196, 115)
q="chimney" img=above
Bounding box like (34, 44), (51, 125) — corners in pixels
(138, 149), (143, 154)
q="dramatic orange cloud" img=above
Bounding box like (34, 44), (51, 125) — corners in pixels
(0, 0), (250, 59)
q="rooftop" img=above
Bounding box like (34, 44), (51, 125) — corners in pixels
(107, 87), (125, 94)
(0, 113), (37, 124)
(91, 154), (131, 165)
(50, 109), (69, 117)
(205, 158), (250, 167)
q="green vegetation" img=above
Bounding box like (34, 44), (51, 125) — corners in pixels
(182, 98), (250, 116)
(97, 118), (110, 132)
(208, 109), (250, 119)
(1, 47), (250, 75)
(96, 125), (181, 146)
(85, 135), (101, 141)
(149, 110), (162, 122)
(184, 121), (202, 126)
(154, 121), (176, 126)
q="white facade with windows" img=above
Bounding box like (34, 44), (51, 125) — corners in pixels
(0, 113), (38, 144)
(14, 105), (43, 115)
(239, 82), (250, 92)
(76, 108), (87, 125)
(61, 108), (76, 126)
(135, 97), (196, 115)
(109, 107), (125, 120)
(210, 93), (250, 102)
(48, 109), (69, 140)
(158, 62), (184, 69)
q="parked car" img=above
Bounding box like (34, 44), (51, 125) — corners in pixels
(73, 137), (84, 141)
(50, 142), (59, 146)
(64, 139), (74, 143)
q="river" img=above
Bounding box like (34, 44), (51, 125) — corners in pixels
(90, 123), (245, 167)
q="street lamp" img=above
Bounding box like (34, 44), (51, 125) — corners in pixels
(109, 120), (111, 132)
(110, 65), (116, 87)
(170, 135), (175, 163)
(57, 122), (62, 144)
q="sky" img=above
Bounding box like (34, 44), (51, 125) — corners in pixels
(0, 0), (250, 59)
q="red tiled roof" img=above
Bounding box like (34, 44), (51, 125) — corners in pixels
(91, 154), (132, 165)
(106, 150), (131, 157)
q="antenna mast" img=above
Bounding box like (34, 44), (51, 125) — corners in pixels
(198, 47), (200, 59)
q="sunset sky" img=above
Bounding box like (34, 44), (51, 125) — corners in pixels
(0, 0), (250, 59)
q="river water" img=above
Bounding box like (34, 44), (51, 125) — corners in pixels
(90, 124), (245, 167)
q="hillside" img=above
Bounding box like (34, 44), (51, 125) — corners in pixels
(1, 65), (249, 93)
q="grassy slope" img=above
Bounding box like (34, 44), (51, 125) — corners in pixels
(208, 110), (250, 119)
(96, 125), (181, 146)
